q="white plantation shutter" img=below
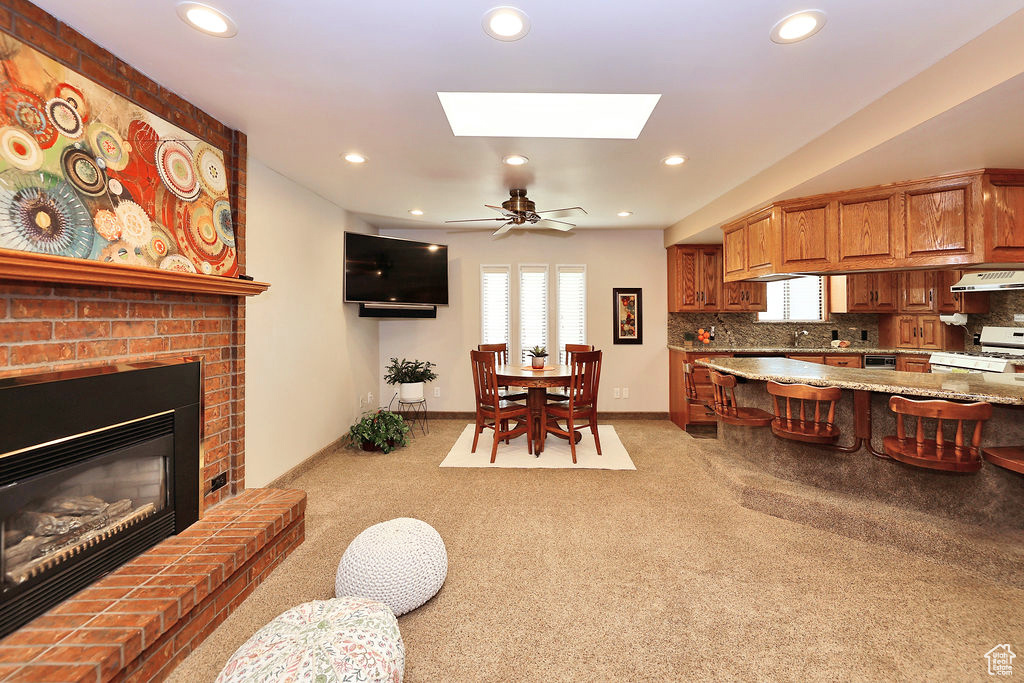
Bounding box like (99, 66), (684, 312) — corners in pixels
(519, 264), (549, 364)
(557, 265), (586, 363)
(758, 275), (825, 321)
(480, 265), (510, 346)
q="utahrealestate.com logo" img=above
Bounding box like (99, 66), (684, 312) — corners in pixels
(985, 644), (1016, 676)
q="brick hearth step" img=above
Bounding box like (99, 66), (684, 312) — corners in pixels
(0, 488), (306, 683)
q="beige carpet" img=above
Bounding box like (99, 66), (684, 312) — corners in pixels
(440, 424), (634, 469)
(169, 420), (1023, 682)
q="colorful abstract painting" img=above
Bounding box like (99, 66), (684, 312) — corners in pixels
(0, 33), (237, 277)
(612, 287), (643, 344)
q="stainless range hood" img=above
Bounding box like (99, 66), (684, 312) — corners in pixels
(951, 271), (1024, 292)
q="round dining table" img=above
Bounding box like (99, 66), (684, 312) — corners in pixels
(495, 364), (580, 453)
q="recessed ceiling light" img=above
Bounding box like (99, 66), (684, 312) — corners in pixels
(344, 152), (367, 164)
(438, 92), (661, 139)
(617, 211), (633, 217)
(176, 2), (237, 37)
(502, 154), (529, 166)
(662, 155), (687, 166)
(482, 7), (530, 41)
(770, 10), (827, 44)
(409, 209), (424, 216)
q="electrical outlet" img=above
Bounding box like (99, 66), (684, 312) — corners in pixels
(861, 329), (868, 341)
(367, 392), (374, 405)
(433, 387), (441, 398)
(1015, 314), (1024, 323)
(613, 387), (621, 399)
(210, 472), (227, 492)
(622, 387), (629, 399)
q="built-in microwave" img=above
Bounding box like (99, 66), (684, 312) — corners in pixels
(863, 355), (897, 370)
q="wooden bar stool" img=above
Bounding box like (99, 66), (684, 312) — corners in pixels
(982, 447), (1024, 474)
(709, 371), (773, 426)
(684, 363), (716, 423)
(884, 396), (992, 473)
(766, 382), (841, 444)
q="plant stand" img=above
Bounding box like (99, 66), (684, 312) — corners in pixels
(389, 393), (428, 436)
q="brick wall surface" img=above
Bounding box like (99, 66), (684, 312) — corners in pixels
(0, 0), (250, 507)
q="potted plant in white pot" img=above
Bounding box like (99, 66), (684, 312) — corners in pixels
(384, 357), (438, 402)
(528, 345), (548, 369)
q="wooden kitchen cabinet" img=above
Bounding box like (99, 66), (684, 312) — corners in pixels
(897, 354), (932, 373)
(985, 173), (1024, 262)
(779, 199), (831, 271)
(898, 270), (936, 313)
(722, 207), (780, 282)
(833, 189), (901, 270)
(902, 175), (982, 266)
(837, 272), (898, 313)
(934, 270), (989, 314)
(667, 245), (720, 312)
(824, 355), (862, 368)
(722, 281), (767, 312)
(668, 244), (763, 313)
(882, 314), (959, 351)
(786, 354), (826, 364)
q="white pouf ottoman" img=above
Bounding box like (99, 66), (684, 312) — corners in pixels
(215, 597), (404, 683)
(335, 518), (447, 616)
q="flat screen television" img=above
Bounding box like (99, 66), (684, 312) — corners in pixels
(344, 233), (449, 305)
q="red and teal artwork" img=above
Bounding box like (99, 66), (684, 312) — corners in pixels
(0, 32), (237, 277)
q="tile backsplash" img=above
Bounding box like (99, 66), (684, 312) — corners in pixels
(667, 312), (880, 348)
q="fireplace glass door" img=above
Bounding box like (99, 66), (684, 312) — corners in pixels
(1, 435), (171, 590)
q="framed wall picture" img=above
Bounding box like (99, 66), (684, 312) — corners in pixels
(612, 287), (642, 344)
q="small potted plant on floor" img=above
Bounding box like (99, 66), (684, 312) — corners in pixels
(384, 357), (438, 402)
(528, 345), (548, 369)
(346, 410), (410, 453)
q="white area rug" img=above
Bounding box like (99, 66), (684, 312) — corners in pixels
(440, 424), (635, 470)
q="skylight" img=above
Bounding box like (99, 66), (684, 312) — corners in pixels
(437, 92), (661, 139)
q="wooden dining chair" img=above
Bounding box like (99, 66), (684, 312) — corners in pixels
(709, 371), (773, 427)
(542, 350), (602, 463)
(766, 381), (842, 444)
(547, 344), (594, 402)
(477, 343), (527, 401)
(884, 396), (992, 472)
(470, 350), (532, 463)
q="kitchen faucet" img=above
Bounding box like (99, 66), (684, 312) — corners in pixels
(793, 329), (809, 347)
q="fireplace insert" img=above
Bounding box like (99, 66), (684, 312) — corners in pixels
(0, 361), (201, 637)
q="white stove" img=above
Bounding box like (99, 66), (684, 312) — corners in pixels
(929, 327), (1024, 374)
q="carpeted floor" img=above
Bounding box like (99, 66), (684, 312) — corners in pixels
(169, 420), (1023, 681)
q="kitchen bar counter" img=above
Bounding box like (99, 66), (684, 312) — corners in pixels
(668, 345), (904, 355)
(697, 356), (1024, 405)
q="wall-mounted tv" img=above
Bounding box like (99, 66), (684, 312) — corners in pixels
(344, 233), (449, 306)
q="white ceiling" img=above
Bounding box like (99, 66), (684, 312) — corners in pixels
(32, 0), (1024, 234)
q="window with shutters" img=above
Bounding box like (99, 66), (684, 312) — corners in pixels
(518, 265), (549, 364)
(556, 265), (586, 363)
(480, 265), (510, 348)
(758, 275), (825, 322)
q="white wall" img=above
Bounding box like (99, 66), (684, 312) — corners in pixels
(245, 159), (379, 486)
(378, 229), (668, 412)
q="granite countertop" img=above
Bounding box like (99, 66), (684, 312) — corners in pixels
(667, 345), (899, 355)
(667, 345), (1024, 366)
(696, 357), (1024, 406)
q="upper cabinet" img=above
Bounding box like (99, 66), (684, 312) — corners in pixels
(668, 244), (765, 313)
(831, 272), (898, 313)
(716, 169), (1024, 282)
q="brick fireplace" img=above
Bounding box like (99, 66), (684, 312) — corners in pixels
(0, 3), (306, 681)
(0, 0), (250, 509)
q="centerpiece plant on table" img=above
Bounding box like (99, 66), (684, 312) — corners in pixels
(528, 345), (548, 369)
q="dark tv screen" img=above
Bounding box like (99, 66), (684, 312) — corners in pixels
(344, 233), (449, 305)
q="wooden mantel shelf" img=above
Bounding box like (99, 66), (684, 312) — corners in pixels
(0, 249), (270, 297)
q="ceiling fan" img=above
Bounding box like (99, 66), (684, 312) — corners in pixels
(446, 189), (587, 236)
